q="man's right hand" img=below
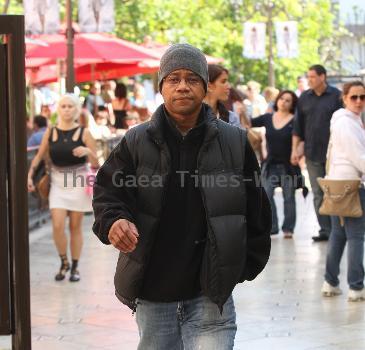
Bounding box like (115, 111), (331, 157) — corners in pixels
(108, 219), (139, 253)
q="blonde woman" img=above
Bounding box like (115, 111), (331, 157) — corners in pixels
(28, 94), (99, 282)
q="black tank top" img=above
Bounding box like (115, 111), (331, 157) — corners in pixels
(113, 98), (129, 129)
(49, 127), (87, 167)
(113, 109), (127, 129)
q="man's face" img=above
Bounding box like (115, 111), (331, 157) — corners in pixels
(161, 69), (206, 116)
(91, 83), (101, 95)
(307, 70), (325, 90)
(297, 77), (308, 91)
(247, 84), (260, 100)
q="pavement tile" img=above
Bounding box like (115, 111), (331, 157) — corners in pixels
(14, 192), (363, 349)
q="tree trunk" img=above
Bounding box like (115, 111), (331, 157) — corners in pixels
(267, 5), (275, 87)
(2, 0), (10, 14)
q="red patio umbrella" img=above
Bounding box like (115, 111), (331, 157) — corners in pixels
(26, 32), (160, 63)
(27, 61), (159, 85)
(74, 62), (158, 82)
(26, 57), (54, 68)
(26, 32), (161, 85)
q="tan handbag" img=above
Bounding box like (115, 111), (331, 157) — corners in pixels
(33, 157), (50, 201)
(317, 136), (362, 225)
(318, 178), (362, 217)
(36, 173), (50, 200)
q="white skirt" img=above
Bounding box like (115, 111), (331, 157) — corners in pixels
(49, 164), (93, 212)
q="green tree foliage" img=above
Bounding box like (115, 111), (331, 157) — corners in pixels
(115, 0), (339, 89)
(1, 0), (22, 14)
(3, 0), (341, 89)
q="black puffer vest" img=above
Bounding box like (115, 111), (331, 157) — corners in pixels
(114, 105), (254, 312)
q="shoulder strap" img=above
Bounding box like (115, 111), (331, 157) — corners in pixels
(325, 134), (332, 175)
(44, 127), (54, 167)
(48, 126), (55, 143)
(78, 127), (85, 142)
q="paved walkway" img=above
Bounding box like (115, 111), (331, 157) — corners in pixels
(1, 192), (365, 350)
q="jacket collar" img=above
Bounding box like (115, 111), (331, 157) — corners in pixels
(308, 84), (332, 96)
(147, 103), (218, 145)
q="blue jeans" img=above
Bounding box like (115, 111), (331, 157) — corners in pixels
(136, 295), (237, 350)
(262, 163), (296, 233)
(325, 188), (365, 290)
(306, 159), (331, 237)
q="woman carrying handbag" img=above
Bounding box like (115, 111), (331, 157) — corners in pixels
(321, 81), (365, 302)
(28, 94), (99, 282)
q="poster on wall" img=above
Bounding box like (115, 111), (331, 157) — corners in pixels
(275, 21), (299, 58)
(243, 22), (266, 59)
(24, 0), (60, 35)
(78, 0), (115, 33)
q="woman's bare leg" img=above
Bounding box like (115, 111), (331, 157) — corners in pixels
(51, 208), (68, 255)
(51, 208), (69, 280)
(69, 211), (84, 260)
(68, 211), (84, 282)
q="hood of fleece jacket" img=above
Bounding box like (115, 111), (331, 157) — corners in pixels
(331, 108), (360, 129)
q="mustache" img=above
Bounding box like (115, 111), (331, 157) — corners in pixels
(173, 95), (193, 101)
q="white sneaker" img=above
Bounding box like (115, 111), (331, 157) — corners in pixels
(321, 281), (342, 297)
(283, 231), (293, 239)
(348, 289), (365, 302)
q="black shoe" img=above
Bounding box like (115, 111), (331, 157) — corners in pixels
(55, 255), (70, 281)
(312, 235), (329, 242)
(55, 263), (70, 281)
(271, 231), (279, 236)
(69, 269), (80, 282)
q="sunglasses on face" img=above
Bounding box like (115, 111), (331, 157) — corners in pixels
(349, 94), (365, 102)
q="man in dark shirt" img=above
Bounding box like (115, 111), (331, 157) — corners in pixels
(83, 82), (105, 116)
(291, 65), (342, 242)
(92, 44), (271, 349)
(27, 115), (48, 147)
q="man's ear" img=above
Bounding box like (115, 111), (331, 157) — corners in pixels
(207, 82), (214, 93)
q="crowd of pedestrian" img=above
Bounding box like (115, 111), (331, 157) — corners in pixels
(26, 42), (365, 349)
(26, 78), (158, 148)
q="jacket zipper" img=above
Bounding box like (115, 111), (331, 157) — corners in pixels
(129, 137), (170, 315)
(196, 146), (222, 306)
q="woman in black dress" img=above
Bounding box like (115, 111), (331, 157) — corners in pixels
(251, 90), (301, 238)
(111, 82), (131, 130)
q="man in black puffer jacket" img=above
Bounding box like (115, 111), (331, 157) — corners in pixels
(93, 44), (271, 350)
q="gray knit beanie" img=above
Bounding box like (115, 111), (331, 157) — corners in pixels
(158, 43), (208, 92)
